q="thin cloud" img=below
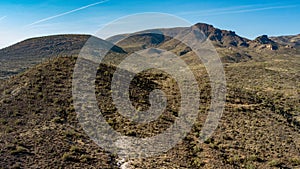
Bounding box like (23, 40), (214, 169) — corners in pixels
(0, 16), (7, 21)
(197, 4), (298, 17)
(179, 4), (258, 16)
(26, 0), (109, 27)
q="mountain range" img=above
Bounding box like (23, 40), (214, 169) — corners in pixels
(0, 23), (299, 79)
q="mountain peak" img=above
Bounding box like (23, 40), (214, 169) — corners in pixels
(254, 35), (274, 44)
(252, 35), (278, 50)
(193, 23), (249, 47)
(194, 23), (215, 31)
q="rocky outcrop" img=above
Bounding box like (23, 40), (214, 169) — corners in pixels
(194, 23), (250, 47)
(250, 35), (279, 50)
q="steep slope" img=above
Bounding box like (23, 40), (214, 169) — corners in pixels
(194, 23), (250, 47)
(0, 56), (115, 168)
(249, 35), (279, 50)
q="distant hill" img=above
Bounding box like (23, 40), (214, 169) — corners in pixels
(107, 23), (288, 50)
(0, 34), (90, 79)
(270, 34), (300, 49)
(0, 35), (91, 60)
(0, 35), (127, 79)
(107, 23), (251, 48)
(107, 23), (297, 63)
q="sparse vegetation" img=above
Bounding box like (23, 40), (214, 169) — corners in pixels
(0, 25), (299, 168)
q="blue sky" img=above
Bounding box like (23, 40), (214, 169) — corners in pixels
(0, 0), (300, 48)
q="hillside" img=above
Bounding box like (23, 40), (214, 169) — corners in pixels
(270, 34), (300, 49)
(0, 35), (90, 79)
(0, 43), (299, 168)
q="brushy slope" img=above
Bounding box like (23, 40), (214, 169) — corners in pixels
(0, 50), (299, 168)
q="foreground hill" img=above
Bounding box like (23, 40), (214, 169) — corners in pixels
(0, 46), (299, 168)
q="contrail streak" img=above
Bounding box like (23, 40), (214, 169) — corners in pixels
(26, 0), (109, 27)
(179, 4), (259, 16)
(198, 4), (298, 17)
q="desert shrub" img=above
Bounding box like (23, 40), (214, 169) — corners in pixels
(52, 116), (64, 124)
(10, 146), (28, 155)
(268, 160), (282, 167)
(80, 155), (93, 163)
(227, 155), (242, 165)
(0, 118), (7, 125)
(14, 119), (24, 125)
(192, 157), (205, 167)
(70, 146), (83, 153)
(62, 152), (75, 161)
(289, 158), (300, 165)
